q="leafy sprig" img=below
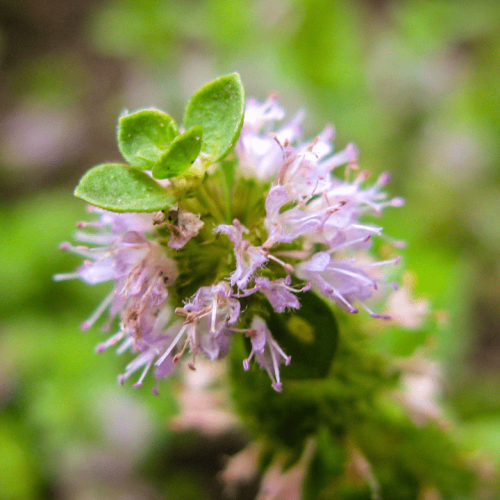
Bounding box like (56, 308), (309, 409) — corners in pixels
(75, 73), (245, 212)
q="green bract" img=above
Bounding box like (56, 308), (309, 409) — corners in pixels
(184, 73), (245, 165)
(74, 163), (174, 212)
(117, 109), (179, 169)
(152, 126), (203, 179)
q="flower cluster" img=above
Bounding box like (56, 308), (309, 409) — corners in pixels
(57, 94), (402, 392)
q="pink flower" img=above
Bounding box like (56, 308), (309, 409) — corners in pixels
(236, 94), (304, 180)
(264, 185), (344, 246)
(243, 316), (291, 392)
(56, 211), (178, 333)
(241, 276), (311, 313)
(155, 282), (241, 367)
(297, 252), (396, 318)
(55, 208), (180, 387)
(217, 219), (268, 290)
(58, 92), (405, 392)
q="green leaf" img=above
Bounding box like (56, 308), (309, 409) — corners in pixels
(137, 146), (162, 162)
(117, 109), (179, 168)
(184, 73), (245, 165)
(266, 291), (338, 380)
(74, 163), (174, 212)
(152, 126), (203, 179)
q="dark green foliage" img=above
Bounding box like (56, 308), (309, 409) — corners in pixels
(230, 308), (477, 498)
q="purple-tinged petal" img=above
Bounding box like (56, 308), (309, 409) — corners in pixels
(243, 317), (291, 391)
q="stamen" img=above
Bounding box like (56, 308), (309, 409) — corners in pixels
(274, 249), (310, 260)
(375, 172), (391, 187)
(74, 231), (114, 246)
(59, 243), (98, 260)
(350, 224), (383, 235)
(173, 324), (195, 364)
(81, 291), (114, 330)
(211, 294), (218, 333)
(136, 271), (164, 308)
(101, 310), (119, 332)
(381, 234), (406, 249)
(267, 254), (294, 273)
(95, 329), (125, 353)
(358, 301), (390, 320)
(269, 341), (280, 387)
(132, 361), (153, 387)
(327, 235), (372, 253)
(116, 336), (134, 354)
(118, 351), (154, 386)
(306, 136), (320, 152)
(354, 170), (370, 184)
(270, 338), (291, 365)
(327, 265), (375, 286)
(358, 256), (401, 268)
(243, 350), (254, 371)
(155, 324), (188, 366)
(183, 306), (212, 325)
(309, 176), (322, 198)
(229, 328), (253, 333)
(327, 286), (358, 313)
(118, 261), (146, 298)
(76, 220), (104, 230)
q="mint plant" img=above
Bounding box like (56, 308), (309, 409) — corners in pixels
(56, 73), (479, 498)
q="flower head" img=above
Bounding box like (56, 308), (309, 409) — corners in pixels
(58, 89), (403, 392)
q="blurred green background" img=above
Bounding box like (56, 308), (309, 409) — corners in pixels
(1, 0), (499, 498)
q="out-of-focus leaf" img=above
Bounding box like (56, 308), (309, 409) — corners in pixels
(0, 418), (39, 500)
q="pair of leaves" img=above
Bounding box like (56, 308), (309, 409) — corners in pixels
(118, 110), (202, 179)
(74, 73), (245, 212)
(117, 109), (180, 170)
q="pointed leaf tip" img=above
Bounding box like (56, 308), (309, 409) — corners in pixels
(184, 73), (245, 166)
